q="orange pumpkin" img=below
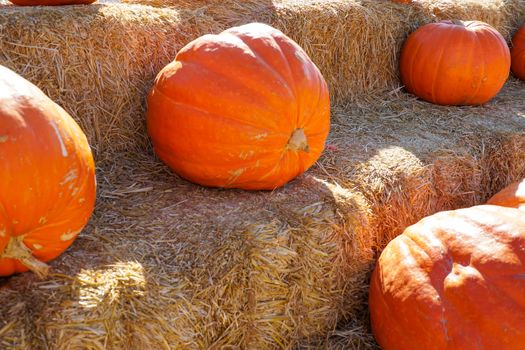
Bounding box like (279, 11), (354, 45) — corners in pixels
(487, 179), (525, 210)
(0, 65), (96, 278)
(400, 20), (510, 106)
(9, 0), (95, 5)
(147, 23), (330, 190)
(511, 25), (525, 80)
(369, 205), (525, 350)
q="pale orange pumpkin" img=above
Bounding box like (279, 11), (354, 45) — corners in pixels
(511, 25), (525, 80)
(0, 65), (96, 278)
(487, 179), (525, 210)
(400, 20), (510, 105)
(369, 205), (525, 350)
(147, 22), (330, 190)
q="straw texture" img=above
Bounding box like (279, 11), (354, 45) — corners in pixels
(1, 1), (525, 348)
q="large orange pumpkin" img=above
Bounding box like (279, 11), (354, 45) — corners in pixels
(487, 179), (525, 210)
(9, 0), (95, 5)
(511, 24), (525, 80)
(147, 22), (330, 190)
(400, 20), (510, 106)
(0, 65), (96, 278)
(369, 205), (525, 350)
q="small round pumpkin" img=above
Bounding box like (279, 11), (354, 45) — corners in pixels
(9, 0), (95, 5)
(511, 24), (525, 80)
(487, 179), (525, 210)
(0, 65), (96, 278)
(147, 22), (330, 190)
(369, 205), (525, 350)
(400, 20), (510, 106)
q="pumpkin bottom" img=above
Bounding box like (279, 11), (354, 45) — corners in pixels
(155, 147), (309, 190)
(511, 60), (525, 80)
(0, 258), (31, 277)
(405, 81), (503, 106)
(153, 128), (317, 190)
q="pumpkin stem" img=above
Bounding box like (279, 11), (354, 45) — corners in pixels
(1, 236), (49, 279)
(451, 19), (464, 26)
(287, 128), (310, 153)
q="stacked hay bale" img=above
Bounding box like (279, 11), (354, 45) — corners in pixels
(0, 1), (524, 349)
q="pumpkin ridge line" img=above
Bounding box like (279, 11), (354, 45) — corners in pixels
(300, 67), (327, 132)
(404, 229), (451, 290)
(464, 30), (485, 105)
(430, 26), (454, 103)
(176, 51), (294, 122)
(152, 87), (288, 138)
(222, 31), (297, 105)
(270, 35), (302, 126)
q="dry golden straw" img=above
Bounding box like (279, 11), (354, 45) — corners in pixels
(0, 1), (524, 349)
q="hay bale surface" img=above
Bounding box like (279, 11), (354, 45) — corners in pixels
(0, 4), (218, 156)
(1, 80), (524, 349)
(1, 1), (525, 349)
(2, 1), (525, 157)
(120, 0), (525, 102)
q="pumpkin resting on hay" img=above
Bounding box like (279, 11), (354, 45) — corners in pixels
(511, 24), (525, 80)
(369, 204), (525, 350)
(0, 65), (96, 278)
(400, 20), (510, 106)
(487, 179), (525, 210)
(147, 22), (330, 190)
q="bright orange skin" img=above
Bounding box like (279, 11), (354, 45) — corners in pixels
(400, 20), (510, 106)
(9, 0), (94, 5)
(511, 25), (525, 80)
(370, 205), (525, 350)
(487, 179), (525, 210)
(147, 23), (330, 190)
(0, 65), (96, 277)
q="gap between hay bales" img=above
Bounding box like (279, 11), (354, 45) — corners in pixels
(0, 1), (525, 349)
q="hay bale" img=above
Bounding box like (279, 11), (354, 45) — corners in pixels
(1, 80), (524, 348)
(301, 80), (525, 349)
(1, 2), (525, 349)
(2, 1), (524, 159)
(0, 4), (219, 156)
(0, 155), (374, 349)
(119, 0), (525, 102)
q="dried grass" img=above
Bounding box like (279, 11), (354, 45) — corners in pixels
(299, 80), (525, 349)
(1, 155), (374, 349)
(119, 0), (525, 102)
(0, 1), (525, 349)
(2, 1), (525, 156)
(0, 4), (219, 156)
(1, 80), (524, 349)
